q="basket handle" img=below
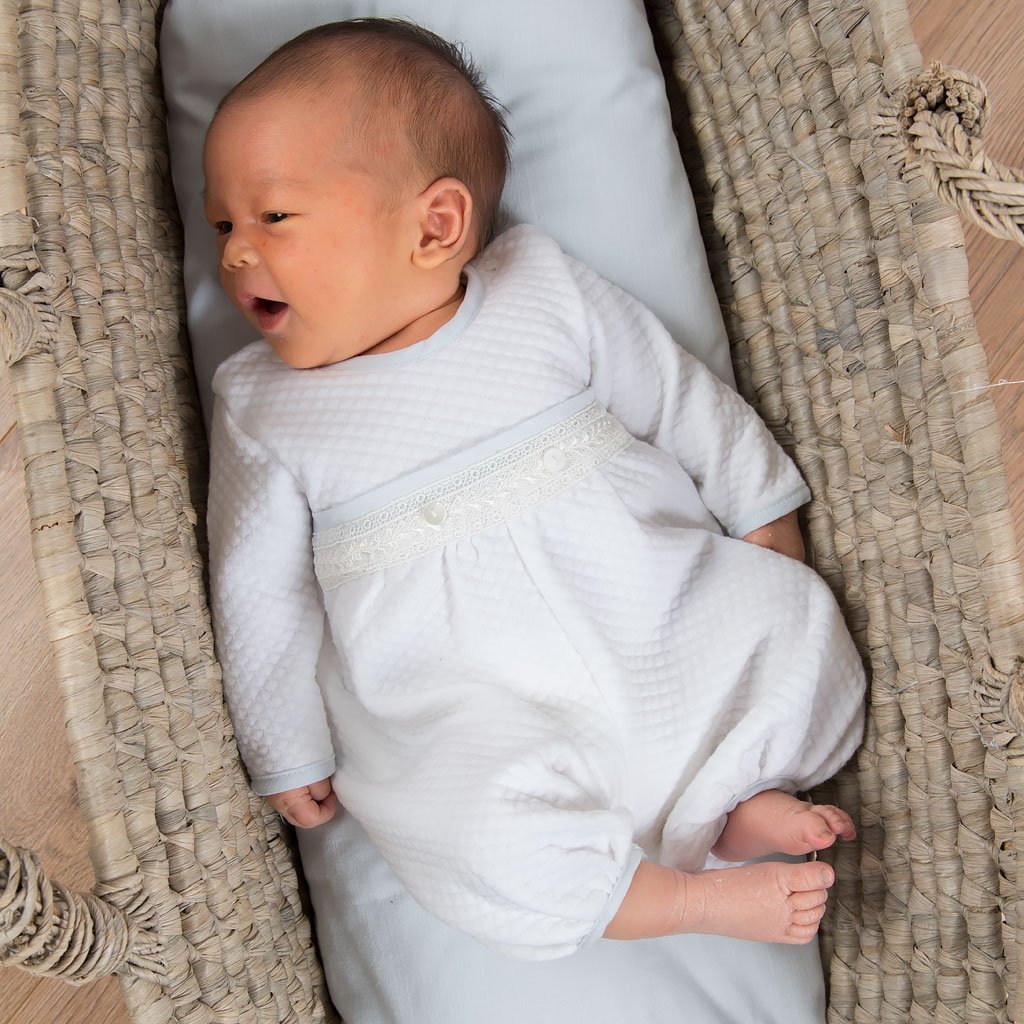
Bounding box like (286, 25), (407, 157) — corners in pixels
(0, 837), (168, 986)
(880, 63), (1024, 248)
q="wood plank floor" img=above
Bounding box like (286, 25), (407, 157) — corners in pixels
(909, 0), (1024, 550)
(1, 3), (1022, 1021)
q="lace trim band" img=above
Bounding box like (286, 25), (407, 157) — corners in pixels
(313, 401), (631, 589)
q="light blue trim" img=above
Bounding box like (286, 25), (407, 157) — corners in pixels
(250, 756), (337, 797)
(580, 843), (645, 948)
(322, 264), (485, 373)
(313, 388), (599, 531)
(723, 777), (800, 816)
(729, 482), (811, 539)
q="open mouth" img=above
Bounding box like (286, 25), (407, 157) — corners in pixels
(249, 296), (289, 331)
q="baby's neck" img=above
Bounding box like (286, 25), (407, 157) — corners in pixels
(363, 279), (466, 357)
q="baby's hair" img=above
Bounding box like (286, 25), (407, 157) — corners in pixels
(216, 19), (512, 251)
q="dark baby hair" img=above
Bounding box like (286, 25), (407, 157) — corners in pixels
(218, 18), (512, 250)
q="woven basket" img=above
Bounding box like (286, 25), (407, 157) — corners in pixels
(2, 1), (1023, 1022)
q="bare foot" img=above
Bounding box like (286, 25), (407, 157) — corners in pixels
(679, 859), (835, 944)
(711, 789), (856, 863)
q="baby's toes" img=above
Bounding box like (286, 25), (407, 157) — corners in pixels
(781, 860), (834, 895)
(793, 810), (840, 852)
(789, 887), (829, 912)
(785, 921), (823, 943)
(816, 804), (856, 841)
(790, 904), (827, 928)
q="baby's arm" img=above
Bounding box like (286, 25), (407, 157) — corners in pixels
(568, 257), (810, 539)
(208, 395), (336, 797)
(266, 778), (337, 828)
(741, 508), (805, 561)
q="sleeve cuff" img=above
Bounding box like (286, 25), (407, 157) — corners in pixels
(249, 756), (337, 796)
(729, 481), (811, 539)
(579, 843), (645, 948)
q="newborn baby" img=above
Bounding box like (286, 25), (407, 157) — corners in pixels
(205, 17), (866, 961)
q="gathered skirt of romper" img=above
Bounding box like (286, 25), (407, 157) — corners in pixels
(308, 396), (866, 963)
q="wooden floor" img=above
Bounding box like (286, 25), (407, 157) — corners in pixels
(1, 3), (1022, 1022)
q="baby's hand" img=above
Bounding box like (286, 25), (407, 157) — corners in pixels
(266, 778), (338, 828)
(741, 509), (805, 562)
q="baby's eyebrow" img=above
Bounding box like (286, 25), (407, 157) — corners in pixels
(200, 176), (308, 203)
(254, 174), (308, 190)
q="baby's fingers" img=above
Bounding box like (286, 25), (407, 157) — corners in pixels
(285, 795), (335, 828)
(288, 807), (329, 827)
(312, 788), (338, 825)
(272, 781), (338, 828)
(288, 782), (339, 823)
(308, 777), (335, 802)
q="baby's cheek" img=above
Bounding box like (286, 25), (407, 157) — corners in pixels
(218, 266), (236, 300)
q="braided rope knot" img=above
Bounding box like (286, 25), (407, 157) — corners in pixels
(895, 62), (988, 138)
(973, 655), (1024, 747)
(878, 63), (1024, 248)
(0, 277), (55, 367)
(0, 837), (168, 985)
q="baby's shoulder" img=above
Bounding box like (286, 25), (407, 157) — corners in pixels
(212, 340), (309, 442)
(213, 339), (284, 396)
(481, 224), (579, 285)
(474, 225), (602, 338)
(479, 225), (618, 312)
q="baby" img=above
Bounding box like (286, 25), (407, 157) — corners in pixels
(205, 18), (866, 961)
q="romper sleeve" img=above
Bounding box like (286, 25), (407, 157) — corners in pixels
(566, 256), (810, 537)
(208, 396), (336, 795)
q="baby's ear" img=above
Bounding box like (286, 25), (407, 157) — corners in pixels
(412, 177), (474, 268)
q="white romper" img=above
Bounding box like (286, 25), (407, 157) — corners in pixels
(208, 225), (866, 962)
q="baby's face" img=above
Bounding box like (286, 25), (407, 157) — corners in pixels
(204, 91), (421, 368)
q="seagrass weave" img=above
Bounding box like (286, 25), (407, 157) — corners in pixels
(2, 1), (1024, 1022)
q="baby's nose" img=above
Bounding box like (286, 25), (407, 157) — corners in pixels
(222, 234), (258, 270)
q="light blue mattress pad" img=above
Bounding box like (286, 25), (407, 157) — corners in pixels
(299, 812), (827, 1024)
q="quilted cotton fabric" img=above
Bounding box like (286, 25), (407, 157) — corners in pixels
(208, 225), (866, 960)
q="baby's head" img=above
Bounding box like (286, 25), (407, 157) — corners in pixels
(203, 19), (510, 368)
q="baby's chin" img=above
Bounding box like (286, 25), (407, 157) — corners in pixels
(269, 343), (326, 370)
(261, 322), (393, 369)
(266, 336), (346, 370)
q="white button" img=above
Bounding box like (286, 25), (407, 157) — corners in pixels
(542, 447), (567, 473)
(420, 501), (447, 527)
